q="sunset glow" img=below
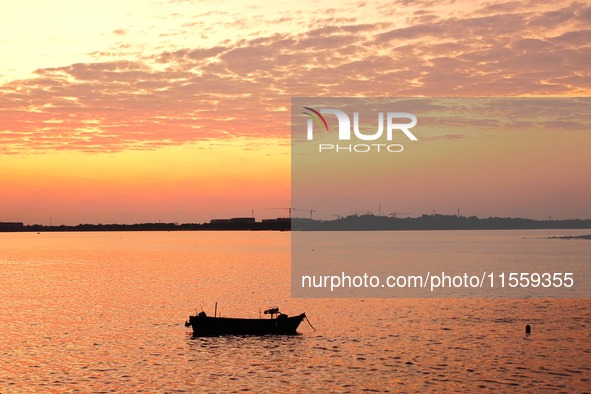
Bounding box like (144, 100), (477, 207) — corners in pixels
(1, 0), (590, 224)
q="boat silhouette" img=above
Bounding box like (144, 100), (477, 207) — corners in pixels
(185, 306), (306, 336)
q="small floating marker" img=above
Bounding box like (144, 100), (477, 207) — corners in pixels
(525, 324), (531, 334)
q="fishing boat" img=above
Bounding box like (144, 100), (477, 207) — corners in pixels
(185, 306), (307, 336)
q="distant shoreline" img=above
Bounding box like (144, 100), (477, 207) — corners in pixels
(2, 214), (591, 232)
(548, 234), (591, 240)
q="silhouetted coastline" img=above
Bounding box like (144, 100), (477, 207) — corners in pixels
(0, 218), (291, 232)
(291, 214), (591, 231)
(2, 214), (591, 232)
(548, 234), (591, 240)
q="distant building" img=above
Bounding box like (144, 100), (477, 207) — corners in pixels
(0, 222), (24, 231)
(261, 218), (291, 230)
(207, 217), (257, 230)
(210, 217), (255, 224)
(206, 217), (289, 230)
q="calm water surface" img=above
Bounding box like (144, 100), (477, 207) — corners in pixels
(0, 231), (589, 393)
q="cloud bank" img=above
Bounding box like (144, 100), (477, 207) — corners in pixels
(1, 1), (589, 153)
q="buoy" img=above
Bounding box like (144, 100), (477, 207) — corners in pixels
(525, 324), (531, 334)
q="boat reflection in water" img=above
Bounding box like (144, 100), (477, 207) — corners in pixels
(185, 307), (307, 337)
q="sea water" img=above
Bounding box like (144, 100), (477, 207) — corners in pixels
(0, 231), (589, 392)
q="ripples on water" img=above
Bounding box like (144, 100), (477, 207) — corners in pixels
(0, 231), (589, 393)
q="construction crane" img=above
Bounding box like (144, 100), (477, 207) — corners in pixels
(266, 208), (292, 219)
(293, 208), (316, 219)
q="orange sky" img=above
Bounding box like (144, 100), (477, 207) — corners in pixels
(1, 0), (590, 224)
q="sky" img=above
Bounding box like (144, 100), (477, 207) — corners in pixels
(291, 97), (590, 220)
(1, 0), (590, 224)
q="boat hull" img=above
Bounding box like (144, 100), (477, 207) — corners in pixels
(186, 313), (306, 336)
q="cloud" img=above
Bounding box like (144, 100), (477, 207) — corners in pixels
(1, 1), (589, 154)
